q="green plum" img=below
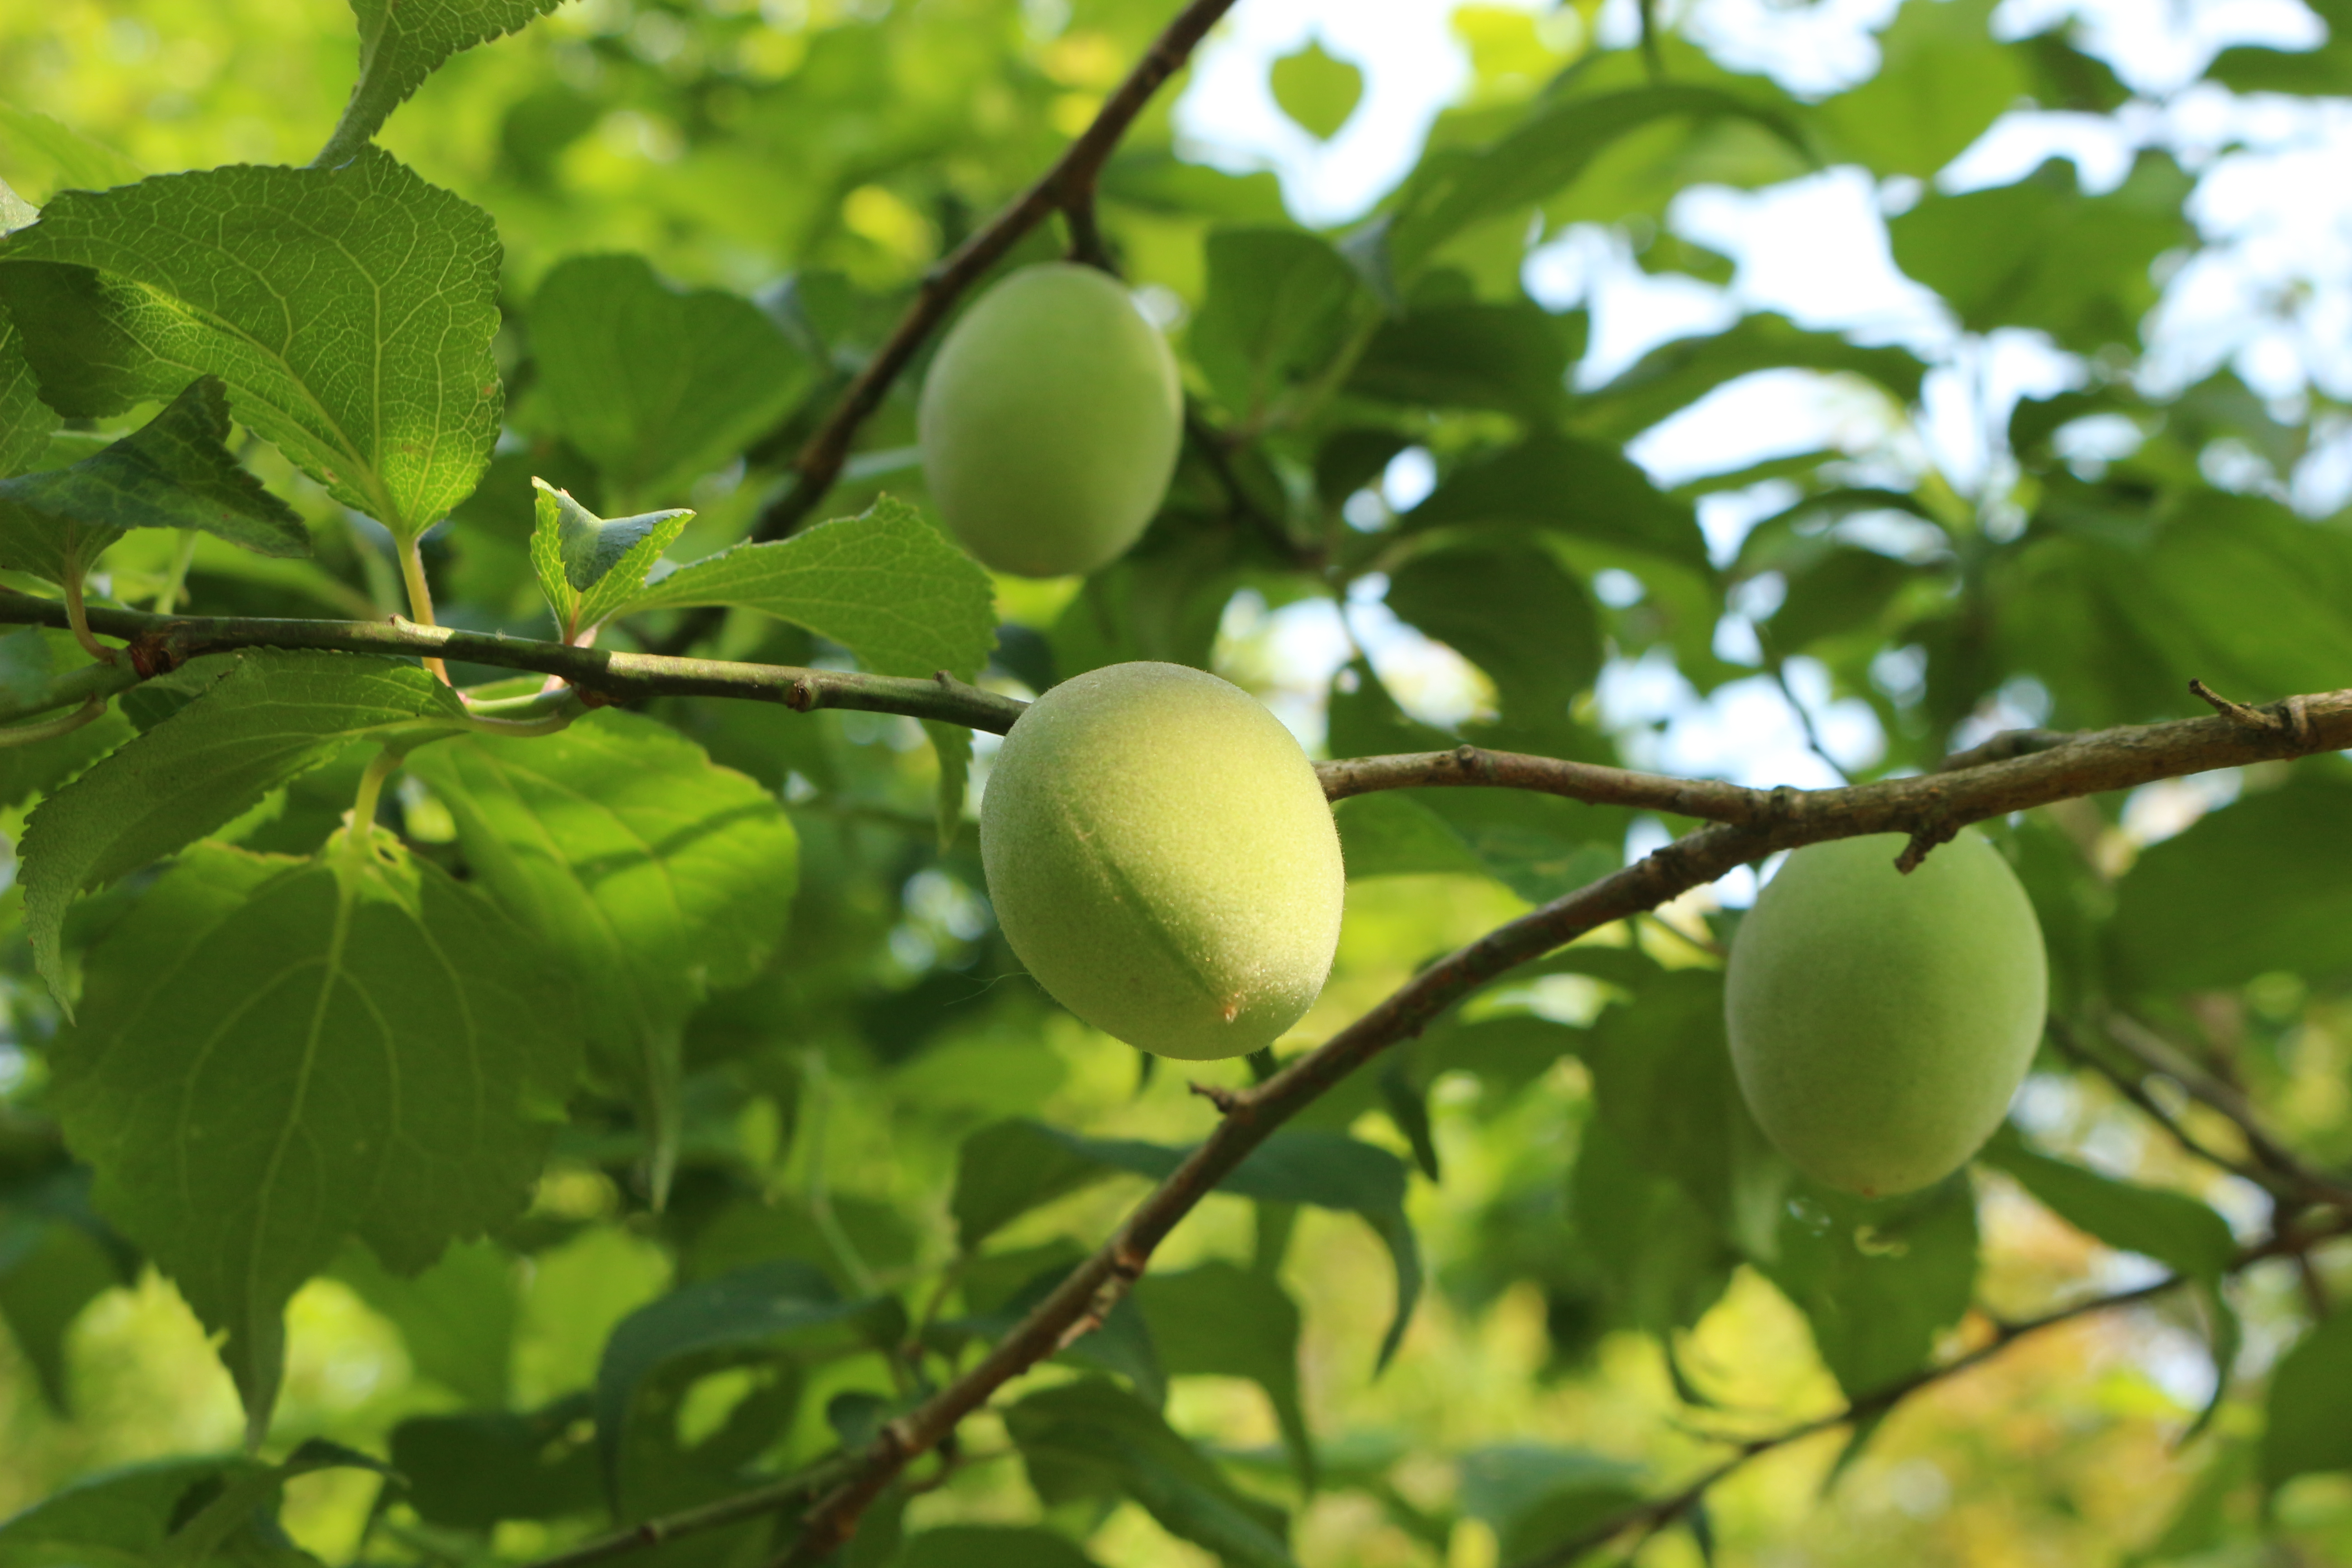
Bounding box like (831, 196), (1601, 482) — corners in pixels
(1725, 830), (2048, 1198)
(917, 262), (1183, 578)
(979, 661), (1344, 1060)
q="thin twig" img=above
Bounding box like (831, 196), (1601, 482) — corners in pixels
(2044, 1018), (2277, 1195)
(1507, 1209), (2352, 1568)
(1767, 656), (1853, 785)
(653, 0), (1243, 656)
(516, 1457), (856, 1568)
(2104, 1012), (2352, 1208)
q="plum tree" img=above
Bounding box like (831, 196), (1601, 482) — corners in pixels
(1725, 831), (2048, 1198)
(916, 262), (1184, 578)
(978, 661), (1344, 1060)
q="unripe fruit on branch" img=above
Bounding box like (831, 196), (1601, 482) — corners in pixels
(917, 263), (1184, 578)
(1725, 830), (2048, 1198)
(980, 662), (1344, 1060)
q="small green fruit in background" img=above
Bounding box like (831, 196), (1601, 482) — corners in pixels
(1725, 830), (2048, 1198)
(917, 262), (1184, 579)
(980, 661), (1345, 1060)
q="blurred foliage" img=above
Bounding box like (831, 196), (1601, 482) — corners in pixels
(0, 0), (2350, 1565)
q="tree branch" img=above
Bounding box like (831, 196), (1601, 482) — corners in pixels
(0, 593), (1026, 734)
(765, 680), (2352, 1561)
(518, 1457), (857, 1568)
(2104, 1010), (2352, 1209)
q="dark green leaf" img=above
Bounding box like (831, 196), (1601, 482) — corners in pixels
(0, 1204), (123, 1413)
(388, 1395), (601, 1529)
(528, 253), (810, 508)
(1269, 41), (1363, 140)
(1581, 970), (1790, 1259)
(1764, 1174), (1979, 1397)
(1006, 1378), (1294, 1568)
(1578, 314), (1929, 441)
(1406, 434), (1708, 573)
(1764, 546), (1914, 652)
(21, 651), (469, 1004)
(1889, 153), (2192, 353)
(0, 628), (132, 811)
(951, 1118), (1119, 1250)
(0, 287), (56, 479)
(1384, 534), (1601, 723)
(1978, 1130), (2235, 1281)
(1348, 299), (1581, 420)
(0, 376), (307, 586)
(2261, 1308), (2352, 1491)
(1136, 1260), (1317, 1487)
(1570, 1117), (1737, 1335)
(2109, 774), (2352, 994)
(51, 838), (580, 1441)
(0, 149), (501, 537)
(594, 1258), (901, 1504)
(1191, 228), (1363, 418)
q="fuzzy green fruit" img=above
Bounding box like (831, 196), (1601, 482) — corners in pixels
(917, 263), (1183, 578)
(980, 662), (1344, 1060)
(1725, 831), (2048, 1198)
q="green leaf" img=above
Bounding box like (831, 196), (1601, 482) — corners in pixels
(1570, 1116), (1738, 1336)
(0, 376), (307, 586)
(1459, 1445), (1644, 1563)
(1269, 40), (1363, 140)
(632, 497), (997, 685)
(0, 148), (502, 537)
(0, 288), (58, 480)
(1577, 314), (1929, 443)
(331, 1237), (516, 1407)
(899, 1527), (1102, 1568)
(594, 1258), (902, 1504)
(986, 1122), (1424, 1369)
(404, 710), (798, 1188)
(1384, 85), (1811, 275)
(1764, 546), (1916, 652)
(630, 496), (994, 846)
(1813, 0), (2031, 178)
(1978, 1131), (2235, 1281)
(388, 1396), (601, 1530)
(1383, 534), (1601, 724)
(0, 629), (133, 810)
(2109, 775), (2352, 995)
(50, 838), (581, 1441)
(1405, 434), (1708, 573)
(0, 1182), (129, 1413)
(322, 0), (568, 165)
(1348, 299), (1582, 421)
(1764, 1174), (1979, 1397)
(20, 651), (468, 1006)
(0, 1450), (351, 1568)
(0, 106), (144, 201)
(1580, 970), (1790, 1260)
(2262, 1308), (2352, 1491)
(1190, 228), (1364, 418)
(1135, 1260), (1317, 1488)
(157, 1441), (388, 1567)
(1006, 1378), (1294, 1568)
(529, 252), (811, 509)
(527, 477), (692, 642)
(1888, 153), (2192, 353)
(951, 1118), (1120, 1251)
(1333, 793), (1492, 882)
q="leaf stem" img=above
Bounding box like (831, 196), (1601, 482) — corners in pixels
(0, 694), (107, 748)
(61, 572), (113, 664)
(395, 533), (449, 684)
(346, 746), (402, 841)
